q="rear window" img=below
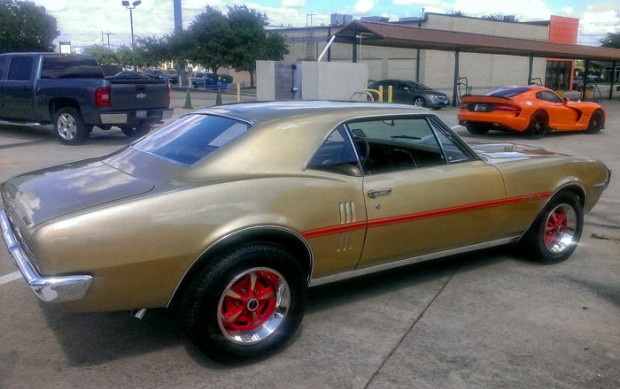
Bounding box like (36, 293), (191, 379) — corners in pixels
(41, 56), (104, 79)
(484, 87), (530, 98)
(132, 114), (251, 166)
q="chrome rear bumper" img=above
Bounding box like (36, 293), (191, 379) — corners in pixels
(1, 210), (92, 303)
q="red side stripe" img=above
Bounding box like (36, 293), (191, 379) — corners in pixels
(302, 192), (551, 239)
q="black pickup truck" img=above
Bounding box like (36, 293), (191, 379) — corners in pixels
(0, 52), (172, 145)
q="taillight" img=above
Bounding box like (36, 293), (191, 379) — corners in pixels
(495, 103), (520, 113)
(95, 87), (111, 107)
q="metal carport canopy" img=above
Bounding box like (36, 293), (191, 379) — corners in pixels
(331, 20), (620, 102)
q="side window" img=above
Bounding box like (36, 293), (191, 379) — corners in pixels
(8, 56), (33, 81)
(41, 56), (103, 79)
(307, 124), (361, 176)
(346, 117), (446, 175)
(536, 91), (562, 103)
(0, 57), (7, 79)
(431, 125), (471, 163)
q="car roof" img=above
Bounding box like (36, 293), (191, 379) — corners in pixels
(192, 101), (427, 125)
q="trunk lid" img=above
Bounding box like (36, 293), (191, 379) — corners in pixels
(2, 159), (153, 228)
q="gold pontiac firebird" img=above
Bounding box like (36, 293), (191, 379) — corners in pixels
(1, 101), (611, 361)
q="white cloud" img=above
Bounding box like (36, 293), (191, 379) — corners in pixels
(282, 0), (306, 7)
(449, 0), (553, 20)
(578, 3), (620, 45)
(393, 0), (441, 5)
(353, 0), (376, 14)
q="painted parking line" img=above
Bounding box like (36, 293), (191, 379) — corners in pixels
(0, 271), (21, 285)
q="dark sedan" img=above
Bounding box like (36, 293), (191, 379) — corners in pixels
(368, 79), (450, 109)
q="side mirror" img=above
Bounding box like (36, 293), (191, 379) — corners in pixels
(563, 97), (570, 104)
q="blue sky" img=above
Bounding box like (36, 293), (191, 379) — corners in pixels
(32, 0), (620, 49)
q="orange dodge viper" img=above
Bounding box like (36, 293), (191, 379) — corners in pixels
(458, 86), (605, 137)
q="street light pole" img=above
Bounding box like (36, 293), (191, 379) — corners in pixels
(121, 0), (141, 70)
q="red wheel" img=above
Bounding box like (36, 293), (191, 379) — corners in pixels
(180, 244), (306, 361)
(521, 192), (583, 263)
(219, 267), (288, 342)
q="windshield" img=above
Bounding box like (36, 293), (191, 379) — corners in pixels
(484, 87), (530, 98)
(132, 114), (251, 166)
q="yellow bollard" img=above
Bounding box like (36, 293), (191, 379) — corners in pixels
(387, 85), (393, 103)
(237, 83), (241, 103)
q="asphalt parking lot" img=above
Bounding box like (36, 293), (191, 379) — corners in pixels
(1, 90), (619, 388)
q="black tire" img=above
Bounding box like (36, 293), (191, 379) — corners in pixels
(180, 243), (307, 361)
(121, 122), (151, 138)
(521, 192), (583, 264)
(586, 110), (603, 134)
(413, 97), (426, 107)
(466, 125), (489, 135)
(527, 111), (548, 139)
(53, 107), (89, 145)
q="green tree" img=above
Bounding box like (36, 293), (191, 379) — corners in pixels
(600, 32), (620, 48)
(115, 45), (134, 68)
(84, 45), (119, 65)
(186, 6), (231, 76)
(0, 0), (58, 53)
(227, 5), (288, 87)
(135, 36), (167, 68)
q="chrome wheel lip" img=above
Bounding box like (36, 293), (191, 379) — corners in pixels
(57, 113), (77, 140)
(217, 267), (290, 345)
(543, 203), (577, 254)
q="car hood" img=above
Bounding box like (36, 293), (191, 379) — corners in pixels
(2, 159), (154, 228)
(471, 143), (567, 163)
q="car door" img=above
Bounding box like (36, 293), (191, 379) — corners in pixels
(391, 81), (413, 104)
(536, 90), (579, 130)
(0, 56), (7, 116)
(1, 55), (36, 120)
(348, 115), (510, 268)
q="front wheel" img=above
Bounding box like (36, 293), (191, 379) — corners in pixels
(586, 110), (603, 134)
(180, 244), (307, 361)
(54, 107), (89, 145)
(521, 192), (583, 264)
(413, 97), (426, 107)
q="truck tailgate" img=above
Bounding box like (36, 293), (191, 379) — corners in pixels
(109, 79), (169, 110)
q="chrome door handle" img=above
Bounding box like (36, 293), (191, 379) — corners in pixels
(367, 188), (393, 198)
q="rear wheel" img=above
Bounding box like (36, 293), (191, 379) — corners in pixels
(120, 122), (151, 138)
(180, 243), (306, 361)
(466, 125), (489, 135)
(521, 192), (583, 264)
(586, 110), (603, 134)
(527, 111), (548, 138)
(54, 107), (89, 145)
